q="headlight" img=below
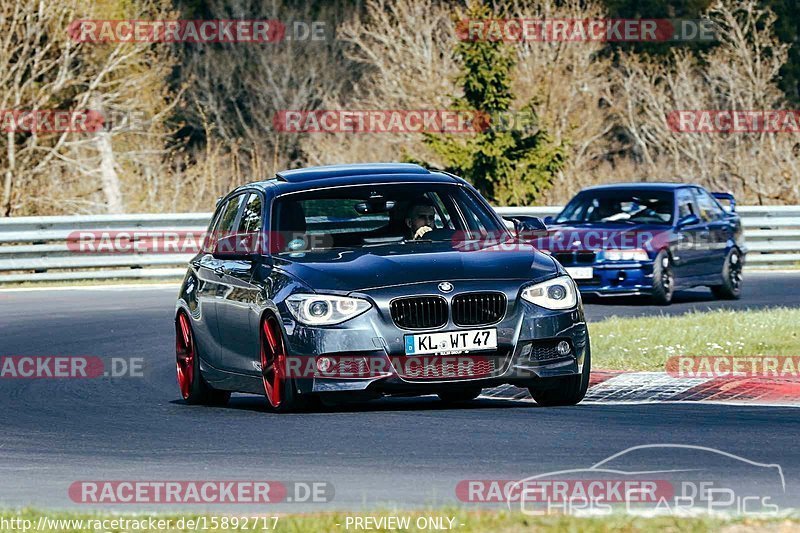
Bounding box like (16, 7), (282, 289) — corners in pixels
(286, 294), (371, 325)
(603, 248), (649, 261)
(521, 276), (577, 310)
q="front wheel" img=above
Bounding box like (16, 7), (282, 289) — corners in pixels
(175, 311), (230, 406)
(260, 315), (306, 413)
(651, 250), (674, 305)
(710, 248), (743, 300)
(528, 350), (590, 407)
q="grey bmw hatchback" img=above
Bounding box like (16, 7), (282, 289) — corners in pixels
(175, 163), (591, 412)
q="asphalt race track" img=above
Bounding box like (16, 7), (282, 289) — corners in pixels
(1, 271), (799, 511)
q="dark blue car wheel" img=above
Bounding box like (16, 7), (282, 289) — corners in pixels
(651, 250), (674, 305)
(711, 248), (743, 300)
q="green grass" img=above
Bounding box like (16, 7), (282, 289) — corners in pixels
(1, 509), (797, 533)
(591, 307), (800, 371)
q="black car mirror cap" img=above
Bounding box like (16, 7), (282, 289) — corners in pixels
(502, 216), (547, 241)
(503, 215), (547, 232)
(543, 215), (554, 225)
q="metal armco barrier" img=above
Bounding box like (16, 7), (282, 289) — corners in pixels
(0, 206), (797, 283)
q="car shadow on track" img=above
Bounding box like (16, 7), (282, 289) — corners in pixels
(582, 288), (716, 307)
(171, 395), (541, 414)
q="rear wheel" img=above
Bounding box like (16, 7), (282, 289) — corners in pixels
(528, 350), (590, 407)
(175, 312), (230, 406)
(651, 250), (674, 305)
(260, 315), (306, 413)
(437, 387), (482, 403)
(710, 248), (743, 300)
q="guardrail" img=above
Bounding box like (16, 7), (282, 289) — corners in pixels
(0, 206), (797, 283)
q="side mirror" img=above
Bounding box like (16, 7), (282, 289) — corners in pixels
(543, 215), (554, 225)
(503, 216), (547, 240)
(213, 233), (261, 260)
(676, 214), (700, 229)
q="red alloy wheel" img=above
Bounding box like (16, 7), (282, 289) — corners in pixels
(261, 316), (287, 409)
(175, 312), (195, 399)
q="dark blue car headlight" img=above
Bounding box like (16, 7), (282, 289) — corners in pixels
(286, 294), (372, 325)
(521, 276), (577, 310)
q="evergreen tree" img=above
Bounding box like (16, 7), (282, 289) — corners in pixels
(414, 2), (566, 206)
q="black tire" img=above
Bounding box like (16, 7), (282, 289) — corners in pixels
(528, 349), (591, 407)
(260, 315), (309, 413)
(437, 387), (482, 403)
(176, 312), (231, 406)
(710, 248), (743, 300)
(651, 250), (674, 305)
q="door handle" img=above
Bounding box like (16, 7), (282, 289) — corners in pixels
(214, 266), (227, 277)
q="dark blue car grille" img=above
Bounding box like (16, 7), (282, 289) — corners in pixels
(390, 296), (448, 329)
(452, 292), (507, 326)
(553, 251), (596, 265)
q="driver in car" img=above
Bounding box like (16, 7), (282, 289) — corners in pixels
(405, 199), (437, 240)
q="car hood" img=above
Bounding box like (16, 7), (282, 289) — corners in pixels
(541, 223), (673, 251)
(273, 241), (557, 292)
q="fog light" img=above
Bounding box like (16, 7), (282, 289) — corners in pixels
(316, 357), (333, 373)
(556, 341), (571, 356)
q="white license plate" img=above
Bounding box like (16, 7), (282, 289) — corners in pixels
(566, 266), (594, 280)
(404, 328), (497, 356)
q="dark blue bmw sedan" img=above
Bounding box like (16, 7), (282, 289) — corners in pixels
(175, 163), (590, 412)
(539, 183), (746, 305)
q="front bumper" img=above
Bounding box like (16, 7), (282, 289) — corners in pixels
(279, 280), (589, 395)
(571, 261), (655, 296)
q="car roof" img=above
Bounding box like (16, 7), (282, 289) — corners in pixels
(580, 182), (693, 193)
(231, 163), (461, 196)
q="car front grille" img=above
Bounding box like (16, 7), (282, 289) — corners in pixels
(390, 296), (448, 329)
(395, 353), (506, 381)
(451, 292), (507, 326)
(553, 251), (596, 265)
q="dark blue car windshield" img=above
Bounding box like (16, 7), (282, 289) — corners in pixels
(555, 190), (674, 225)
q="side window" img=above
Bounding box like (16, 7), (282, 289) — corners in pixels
(693, 188), (724, 222)
(203, 205), (225, 253)
(206, 195), (245, 253)
(237, 193), (263, 234)
(427, 193), (451, 229)
(676, 189), (696, 220)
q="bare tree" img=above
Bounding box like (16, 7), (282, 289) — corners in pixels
(0, 0), (177, 216)
(609, 0), (798, 204)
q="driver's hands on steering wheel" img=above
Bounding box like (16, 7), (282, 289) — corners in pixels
(413, 226), (434, 240)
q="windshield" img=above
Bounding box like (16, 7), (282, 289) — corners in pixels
(555, 189), (674, 225)
(270, 183), (507, 253)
